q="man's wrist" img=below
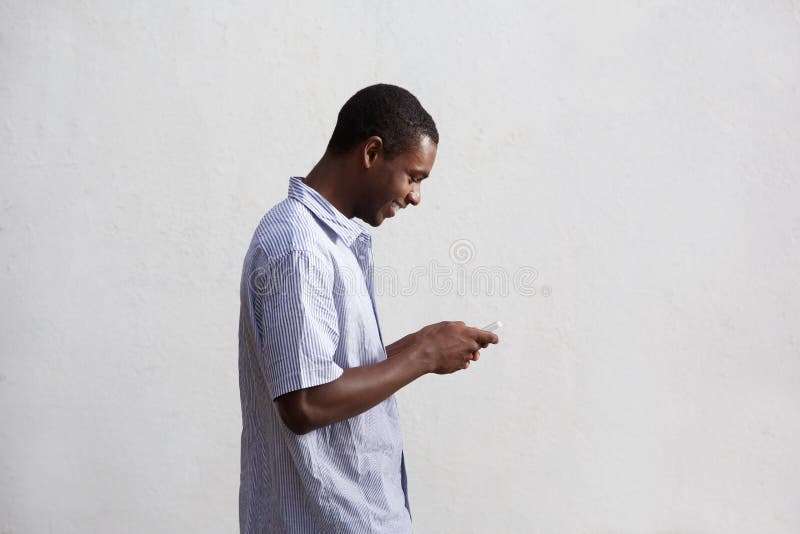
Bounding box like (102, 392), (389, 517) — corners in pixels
(401, 344), (432, 377)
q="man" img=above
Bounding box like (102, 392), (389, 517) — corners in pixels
(238, 84), (499, 533)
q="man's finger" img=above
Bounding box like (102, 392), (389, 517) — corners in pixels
(470, 327), (499, 345)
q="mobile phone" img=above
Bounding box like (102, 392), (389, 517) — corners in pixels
(481, 321), (503, 333)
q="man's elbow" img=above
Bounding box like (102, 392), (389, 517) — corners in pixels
(275, 391), (317, 435)
(283, 413), (314, 435)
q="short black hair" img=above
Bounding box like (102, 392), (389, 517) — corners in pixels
(326, 84), (439, 158)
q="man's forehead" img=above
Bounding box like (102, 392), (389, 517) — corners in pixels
(407, 135), (437, 163)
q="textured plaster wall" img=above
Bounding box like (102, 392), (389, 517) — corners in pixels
(2, 2), (799, 533)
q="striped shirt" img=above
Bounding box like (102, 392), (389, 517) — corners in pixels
(238, 176), (412, 533)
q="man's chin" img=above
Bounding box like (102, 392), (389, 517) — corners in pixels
(364, 214), (383, 227)
(356, 205), (388, 227)
(355, 212), (381, 227)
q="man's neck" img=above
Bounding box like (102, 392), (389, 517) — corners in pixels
(303, 153), (356, 219)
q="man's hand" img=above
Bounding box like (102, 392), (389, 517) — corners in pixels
(405, 320), (499, 373)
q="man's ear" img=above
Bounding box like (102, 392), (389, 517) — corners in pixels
(362, 136), (384, 169)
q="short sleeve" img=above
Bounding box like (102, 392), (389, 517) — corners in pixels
(252, 249), (343, 400)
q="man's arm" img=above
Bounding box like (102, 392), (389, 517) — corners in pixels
(275, 321), (498, 435)
(275, 342), (428, 435)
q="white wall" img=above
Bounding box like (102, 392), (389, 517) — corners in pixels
(2, 2), (799, 532)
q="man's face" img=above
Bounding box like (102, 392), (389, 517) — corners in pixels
(356, 135), (437, 227)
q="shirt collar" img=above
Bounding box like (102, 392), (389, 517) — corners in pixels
(288, 176), (371, 247)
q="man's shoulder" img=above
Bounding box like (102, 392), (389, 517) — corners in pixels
(249, 198), (336, 264)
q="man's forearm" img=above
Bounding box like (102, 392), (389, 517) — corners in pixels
(277, 342), (430, 434)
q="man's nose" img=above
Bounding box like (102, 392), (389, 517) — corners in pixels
(406, 183), (421, 206)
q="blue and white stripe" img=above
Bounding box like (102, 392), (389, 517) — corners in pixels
(238, 176), (412, 533)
